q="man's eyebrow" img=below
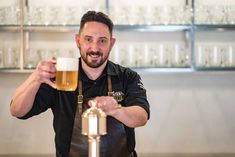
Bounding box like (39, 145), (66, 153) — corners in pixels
(83, 35), (108, 40)
(84, 35), (92, 38)
(99, 37), (108, 39)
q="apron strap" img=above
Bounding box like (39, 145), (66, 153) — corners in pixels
(78, 80), (83, 115)
(107, 75), (113, 96)
(68, 79), (83, 157)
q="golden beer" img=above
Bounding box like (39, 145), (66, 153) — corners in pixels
(56, 71), (78, 91)
(56, 57), (78, 91)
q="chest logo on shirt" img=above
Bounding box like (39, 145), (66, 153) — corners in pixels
(111, 91), (124, 102)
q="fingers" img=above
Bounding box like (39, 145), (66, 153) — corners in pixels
(49, 57), (57, 64)
(35, 58), (57, 88)
(88, 99), (97, 107)
(92, 96), (119, 113)
(45, 79), (56, 89)
(37, 59), (56, 74)
(88, 100), (93, 107)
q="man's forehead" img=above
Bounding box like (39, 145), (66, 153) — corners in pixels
(80, 22), (111, 37)
(82, 21), (109, 30)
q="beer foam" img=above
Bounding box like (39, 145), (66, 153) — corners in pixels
(56, 57), (78, 71)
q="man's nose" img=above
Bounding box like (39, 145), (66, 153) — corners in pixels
(90, 42), (100, 52)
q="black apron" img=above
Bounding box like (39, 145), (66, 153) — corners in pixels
(68, 76), (132, 157)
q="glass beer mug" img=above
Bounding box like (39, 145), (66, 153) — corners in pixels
(56, 57), (78, 91)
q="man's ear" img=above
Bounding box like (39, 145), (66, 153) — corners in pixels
(110, 37), (116, 48)
(75, 34), (80, 48)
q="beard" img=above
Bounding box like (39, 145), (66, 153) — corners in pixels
(81, 50), (109, 68)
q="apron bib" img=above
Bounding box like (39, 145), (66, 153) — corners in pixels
(68, 76), (131, 157)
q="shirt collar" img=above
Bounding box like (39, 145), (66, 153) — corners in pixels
(106, 60), (118, 76)
(79, 58), (118, 82)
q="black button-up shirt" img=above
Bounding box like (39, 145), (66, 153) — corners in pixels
(19, 59), (150, 157)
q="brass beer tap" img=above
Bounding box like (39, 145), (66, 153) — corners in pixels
(81, 100), (107, 157)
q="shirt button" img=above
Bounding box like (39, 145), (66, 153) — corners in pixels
(94, 82), (96, 85)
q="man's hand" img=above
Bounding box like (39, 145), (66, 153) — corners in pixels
(88, 96), (120, 115)
(88, 96), (148, 128)
(34, 58), (57, 88)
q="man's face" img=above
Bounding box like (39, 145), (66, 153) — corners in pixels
(76, 21), (115, 68)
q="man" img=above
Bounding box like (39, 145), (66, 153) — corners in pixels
(10, 11), (150, 157)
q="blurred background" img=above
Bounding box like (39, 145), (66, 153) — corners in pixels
(1, 0), (235, 156)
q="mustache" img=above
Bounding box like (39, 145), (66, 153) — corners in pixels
(87, 51), (102, 56)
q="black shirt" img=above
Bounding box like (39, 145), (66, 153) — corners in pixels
(19, 59), (150, 156)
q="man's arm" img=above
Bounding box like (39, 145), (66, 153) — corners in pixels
(10, 59), (56, 117)
(89, 97), (148, 128)
(109, 105), (148, 128)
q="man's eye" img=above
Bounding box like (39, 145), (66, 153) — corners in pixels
(100, 39), (107, 44)
(85, 38), (92, 42)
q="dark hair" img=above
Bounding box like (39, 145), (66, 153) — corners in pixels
(80, 11), (113, 36)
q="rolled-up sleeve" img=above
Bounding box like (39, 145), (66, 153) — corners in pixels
(123, 70), (150, 119)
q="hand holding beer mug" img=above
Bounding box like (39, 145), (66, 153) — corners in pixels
(56, 57), (78, 91)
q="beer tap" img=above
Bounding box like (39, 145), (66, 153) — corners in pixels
(81, 100), (107, 157)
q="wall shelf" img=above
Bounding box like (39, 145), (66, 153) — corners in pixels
(194, 24), (235, 31)
(114, 25), (192, 32)
(0, 0), (235, 72)
(20, 25), (192, 33)
(0, 69), (33, 73)
(23, 25), (80, 32)
(0, 26), (21, 32)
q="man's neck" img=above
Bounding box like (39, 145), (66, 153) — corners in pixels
(81, 60), (107, 80)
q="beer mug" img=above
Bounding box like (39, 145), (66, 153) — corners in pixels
(56, 57), (78, 91)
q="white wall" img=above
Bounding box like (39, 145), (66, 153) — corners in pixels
(136, 72), (235, 154)
(0, 73), (55, 155)
(1, 72), (235, 155)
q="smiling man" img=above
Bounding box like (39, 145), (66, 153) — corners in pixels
(10, 11), (150, 157)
